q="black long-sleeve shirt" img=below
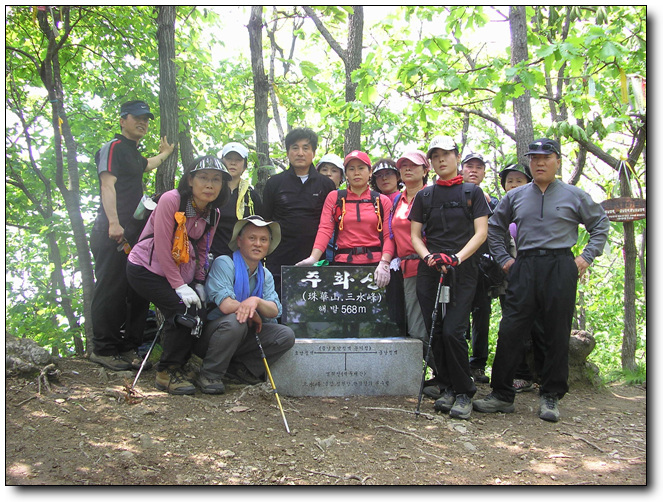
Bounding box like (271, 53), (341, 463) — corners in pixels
(261, 164), (336, 277)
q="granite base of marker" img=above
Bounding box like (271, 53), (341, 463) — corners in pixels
(269, 338), (423, 397)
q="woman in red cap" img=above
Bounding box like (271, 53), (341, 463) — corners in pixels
(296, 150), (394, 288)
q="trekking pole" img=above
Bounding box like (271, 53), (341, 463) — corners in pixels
(254, 330), (291, 434)
(415, 269), (450, 417)
(130, 319), (165, 391)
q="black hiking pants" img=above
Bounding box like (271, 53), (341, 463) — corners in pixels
(90, 229), (149, 356)
(416, 258), (478, 398)
(490, 250), (578, 403)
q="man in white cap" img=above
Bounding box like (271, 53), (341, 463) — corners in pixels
(194, 215), (295, 394)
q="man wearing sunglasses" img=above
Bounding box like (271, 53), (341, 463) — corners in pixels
(473, 138), (609, 423)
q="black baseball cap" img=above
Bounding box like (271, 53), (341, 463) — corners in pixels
(461, 152), (486, 166)
(499, 164), (532, 189)
(525, 138), (560, 156)
(120, 100), (155, 120)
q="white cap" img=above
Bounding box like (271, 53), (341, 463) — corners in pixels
(222, 142), (249, 159)
(316, 153), (344, 171)
(426, 135), (458, 158)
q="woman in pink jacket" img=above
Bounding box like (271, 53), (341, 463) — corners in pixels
(127, 156), (230, 395)
(296, 151), (394, 288)
(389, 150), (431, 353)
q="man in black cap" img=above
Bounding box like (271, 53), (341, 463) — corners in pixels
(261, 127), (336, 298)
(473, 138), (609, 422)
(460, 152), (499, 385)
(89, 100), (175, 371)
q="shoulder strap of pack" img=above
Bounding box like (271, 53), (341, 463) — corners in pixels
(370, 190), (384, 237)
(462, 183), (474, 221)
(421, 185), (434, 223)
(388, 192), (403, 240)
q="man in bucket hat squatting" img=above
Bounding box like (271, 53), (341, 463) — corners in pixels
(473, 138), (609, 422)
(193, 216), (295, 394)
(89, 100), (174, 372)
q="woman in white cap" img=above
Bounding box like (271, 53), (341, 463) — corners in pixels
(127, 155), (231, 395)
(408, 135), (491, 420)
(316, 153), (345, 262)
(296, 150), (394, 289)
(316, 153), (345, 189)
(210, 142), (263, 258)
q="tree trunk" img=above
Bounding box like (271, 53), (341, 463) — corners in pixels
(509, 6), (535, 166)
(36, 7), (91, 355)
(619, 169), (638, 371)
(156, 6), (179, 192)
(179, 120), (196, 171)
(248, 6), (271, 168)
(344, 6), (363, 154)
(302, 6), (364, 154)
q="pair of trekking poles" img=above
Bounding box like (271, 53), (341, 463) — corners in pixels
(131, 314), (290, 434)
(415, 267), (452, 417)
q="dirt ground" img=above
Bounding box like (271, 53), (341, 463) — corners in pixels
(5, 357), (646, 486)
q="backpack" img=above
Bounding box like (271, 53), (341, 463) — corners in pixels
(420, 182), (476, 225)
(331, 189), (385, 250)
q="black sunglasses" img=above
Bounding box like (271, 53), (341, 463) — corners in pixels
(528, 142), (559, 155)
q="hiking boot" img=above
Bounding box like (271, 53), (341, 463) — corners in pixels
(225, 364), (263, 385)
(449, 393), (472, 420)
(195, 373), (226, 395)
(422, 383), (443, 400)
(513, 378), (533, 393)
(433, 388), (456, 413)
(539, 393), (560, 422)
(120, 349), (152, 371)
(471, 368), (490, 384)
(90, 352), (132, 371)
(183, 354), (203, 381)
(472, 393), (515, 414)
(155, 366), (196, 395)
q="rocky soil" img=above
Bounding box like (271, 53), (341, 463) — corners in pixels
(5, 357), (646, 486)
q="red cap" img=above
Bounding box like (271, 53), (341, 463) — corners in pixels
(343, 150), (371, 170)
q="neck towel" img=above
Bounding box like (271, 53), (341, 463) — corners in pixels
(436, 174), (464, 187)
(233, 250), (264, 302)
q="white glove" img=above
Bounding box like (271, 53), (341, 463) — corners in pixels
(390, 257), (401, 271)
(175, 284), (202, 309)
(295, 256), (318, 267)
(374, 261), (391, 288)
(194, 283), (206, 303)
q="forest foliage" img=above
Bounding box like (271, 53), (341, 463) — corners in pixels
(4, 6), (646, 378)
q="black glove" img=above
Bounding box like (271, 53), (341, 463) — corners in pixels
(426, 253), (459, 268)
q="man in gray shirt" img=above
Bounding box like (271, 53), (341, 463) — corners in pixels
(473, 138), (609, 422)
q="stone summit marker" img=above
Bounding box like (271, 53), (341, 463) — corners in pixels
(271, 266), (422, 397)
